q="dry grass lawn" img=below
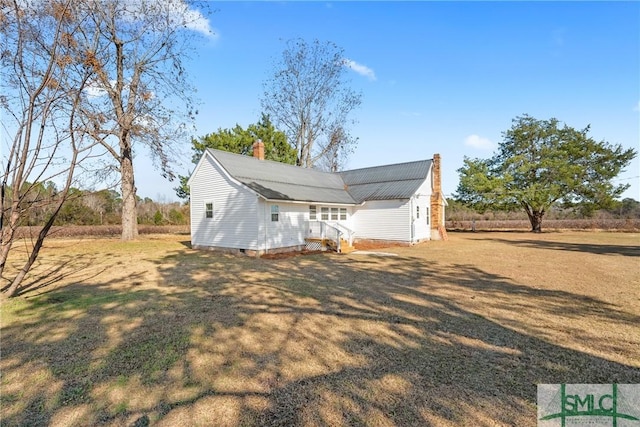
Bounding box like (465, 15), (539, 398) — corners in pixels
(1, 231), (639, 426)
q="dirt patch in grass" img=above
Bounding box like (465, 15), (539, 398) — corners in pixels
(1, 232), (639, 426)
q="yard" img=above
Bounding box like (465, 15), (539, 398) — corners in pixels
(1, 232), (639, 426)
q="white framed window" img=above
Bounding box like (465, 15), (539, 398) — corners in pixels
(426, 206), (430, 225)
(271, 205), (279, 222)
(416, 205), (420, 219)
(339, 208), (347, 221)
(321, 207), (329, 221)
(309, 205), (317, 220)
(205, 202), (213, 219)
(330, 207), (339, 221)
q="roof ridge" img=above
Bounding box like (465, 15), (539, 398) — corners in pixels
(346, 177), (425, 186)
(341, 158), (431, 174)
(207, 148), (338, 177)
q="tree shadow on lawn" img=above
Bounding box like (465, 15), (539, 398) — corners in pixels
(1, 248), (639, 426)
(477, 237), (640, 257)
(0, 246), (124, 309)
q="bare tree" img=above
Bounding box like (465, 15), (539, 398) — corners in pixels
(315, 125), (357, 172)
(1, 0), (101, 297)
(261, 39), (362, 169)
(71, 0), (211, 240)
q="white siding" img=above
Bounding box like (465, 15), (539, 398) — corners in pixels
(258, 201), (308, 250)
(352, 200), (411, 241)
(411, 176), (433, 242)
(190, 156), (259, 249)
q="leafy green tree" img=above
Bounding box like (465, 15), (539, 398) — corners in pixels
(175, 114), (297, 199)
(167, 208), (185, 224)
(55, 189), (101, 225)
(456, 115), (637, 232)
(153, 210), (164, 225)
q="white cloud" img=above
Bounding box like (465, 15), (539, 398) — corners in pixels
(122, 1), (215, 38)
(84, 79), (118, 99)
(464, 134), (495, 150)
(84, 84), (108, 99)
(343, 59), (376, 81)
(160, 0), (215, 38)
(180, 6), (215, 38)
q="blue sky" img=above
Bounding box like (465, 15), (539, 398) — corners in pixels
(135, 1), (640, 202)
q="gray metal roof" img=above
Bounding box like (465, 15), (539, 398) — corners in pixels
(208, 149), (356, 204)
(340, 160), (432, 202)
(207, 149), (431, 204)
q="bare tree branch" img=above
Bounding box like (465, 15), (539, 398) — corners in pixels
(261, 39), (361, 169)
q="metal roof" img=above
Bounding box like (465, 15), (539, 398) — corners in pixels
(208, 149), (356, 204)
(207, 149), (431, 204)
(340, 160), (432, 202)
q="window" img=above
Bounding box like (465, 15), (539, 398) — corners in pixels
(426, 207), (430, 225)
(271, 205), (279, 222)
(205, 202), (213, 219)
(331, 207), (338, 221)
(416, 205), (420, 219)
(321, 207), (329, 220)
(339, 208), (347, 221)
(309, 205), (317, 220)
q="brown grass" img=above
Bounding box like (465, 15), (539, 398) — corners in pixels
(1, 232), (639, 426)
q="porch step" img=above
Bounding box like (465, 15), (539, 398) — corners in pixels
(340, 244), (356, 254)
(330, 238), (356, 254)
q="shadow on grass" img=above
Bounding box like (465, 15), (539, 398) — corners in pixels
(1, 245), (639, 426)
(0, 245), (114, 297)
(481, 237), (640, 257)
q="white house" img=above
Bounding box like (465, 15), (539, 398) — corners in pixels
(188, 141), (447, 256)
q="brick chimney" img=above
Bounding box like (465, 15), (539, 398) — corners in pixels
(432, 153), (441, 194)
(430, 153), (443, 230)
(252, 140), (265, 160)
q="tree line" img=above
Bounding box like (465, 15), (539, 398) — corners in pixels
(446, 197), (640, 223)
(4, 182), (188, 227)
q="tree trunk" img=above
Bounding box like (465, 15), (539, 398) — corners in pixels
(0, 209), (21, 278)
(3, 210), (58, 297)
(5, 254), (30, 298)
(120, 150), (138, 241)
(524, 205), (545, 233)
(0, 237), (12, 279)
